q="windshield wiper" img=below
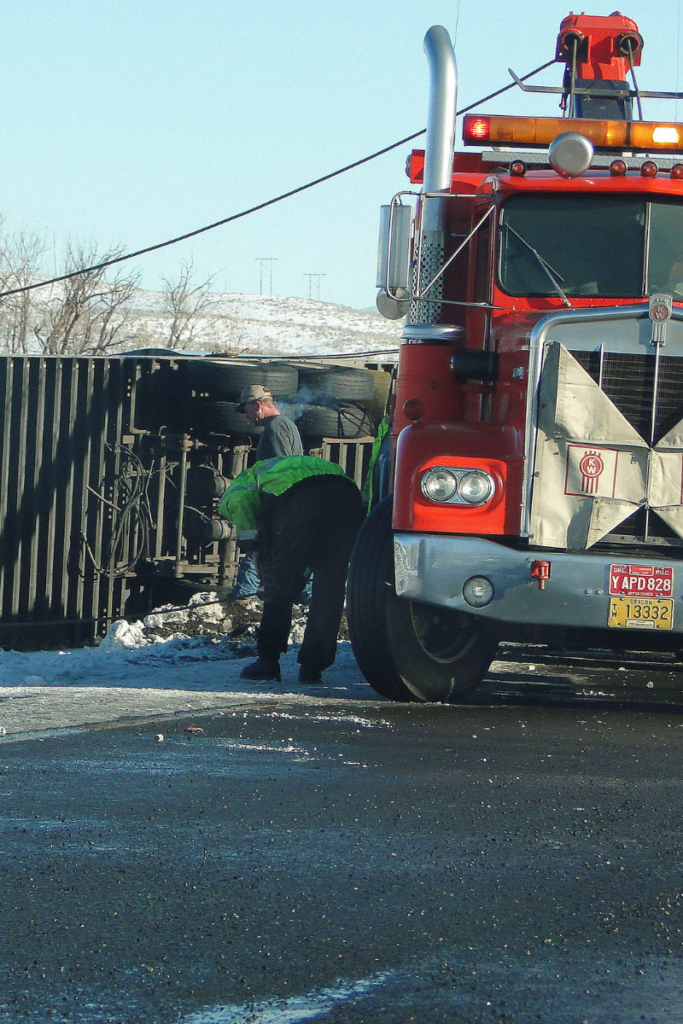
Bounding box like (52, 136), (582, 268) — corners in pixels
(507, 225), (572, 307)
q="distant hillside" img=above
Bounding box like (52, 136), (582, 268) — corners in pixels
(130, 290), (403, 357)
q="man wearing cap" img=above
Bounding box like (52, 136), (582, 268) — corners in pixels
(238, 385), (303, 460)
(231, 385), (304, 602)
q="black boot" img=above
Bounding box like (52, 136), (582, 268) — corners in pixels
(241, 657), (281, 682)
(298, 665), (323, 684)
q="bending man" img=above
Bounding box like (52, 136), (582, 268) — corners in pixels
(219, 456), (363, 684)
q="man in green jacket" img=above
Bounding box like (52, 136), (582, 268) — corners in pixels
(219, 456), (364, 684)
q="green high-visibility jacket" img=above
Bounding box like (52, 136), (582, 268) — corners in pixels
(362, 414), (390, 510)
(218, 456), (350, 533)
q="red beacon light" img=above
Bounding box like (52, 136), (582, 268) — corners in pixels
(671, 163), (683, 179)
(464, 116), (490, 143)
(641, 160), (658, 177)
(509, 159), (527, 176)
(610, 158), (627, 176)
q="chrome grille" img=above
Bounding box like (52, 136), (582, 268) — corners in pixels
(571, 350), (683, 444)
(570, 349), (683, 547)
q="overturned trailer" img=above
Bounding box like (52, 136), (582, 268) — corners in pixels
(0, 352), (392, 649)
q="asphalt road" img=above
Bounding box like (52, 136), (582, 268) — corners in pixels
(2, 647), (683, 1023)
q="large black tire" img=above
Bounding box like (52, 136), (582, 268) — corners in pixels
(296, 402), (374, 439)
(187, 359), (299, 399)
(297, 365), (376, 401)
(347, 499), (415, 702)
(191, 399), (264, 435)
(368, 433), (391, 510)
(347, 498), (498, 703)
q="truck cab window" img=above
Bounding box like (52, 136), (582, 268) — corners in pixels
(646, 199), (683, 298)
(499, 194), (646, 298)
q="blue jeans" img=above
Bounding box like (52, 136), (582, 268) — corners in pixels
(232, 552), (313, 604)
(231, 553), (260, 599)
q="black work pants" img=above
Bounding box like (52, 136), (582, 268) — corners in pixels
(255, 475), (364, 671)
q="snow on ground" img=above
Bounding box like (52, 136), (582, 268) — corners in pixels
(23, 283), (402, 358)
(130, 290), (402, 357)
(0, 594), (379, 738)
(182, 971), (394, 1024)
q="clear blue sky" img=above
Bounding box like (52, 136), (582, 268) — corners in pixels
(1, 0), (682, 308)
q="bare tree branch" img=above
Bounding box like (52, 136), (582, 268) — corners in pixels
(161, 258), (225, 350)
(32, 243), (142, 355)
(0, 229), (46, 353)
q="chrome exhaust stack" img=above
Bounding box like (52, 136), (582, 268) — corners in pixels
(410, 25), (457, 328)
(422, 26), (458, 213)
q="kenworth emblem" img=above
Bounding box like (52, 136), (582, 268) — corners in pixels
(564, 444), (617, 498)
(579, 450), (605, 494)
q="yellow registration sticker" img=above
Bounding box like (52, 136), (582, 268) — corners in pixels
(608, 597), (674, 630)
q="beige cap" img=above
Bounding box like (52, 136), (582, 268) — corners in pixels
(237, 384), (273, 412)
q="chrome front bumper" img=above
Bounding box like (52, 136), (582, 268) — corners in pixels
(394, 533), (683, 633)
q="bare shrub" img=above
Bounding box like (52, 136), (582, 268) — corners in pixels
(161, 258), (227, 351)
(32, 243), (142, 355)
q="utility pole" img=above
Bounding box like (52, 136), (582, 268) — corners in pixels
(255, 258), (278, 296)
(304, 273), (326, 301)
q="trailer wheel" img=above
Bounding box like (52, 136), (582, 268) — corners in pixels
(187, 359), (299, 399)
(295, 402), (374, 439)
(347, 497), (498, 703)
(297, 365), (376, 401)
(191, 399), (264, 435)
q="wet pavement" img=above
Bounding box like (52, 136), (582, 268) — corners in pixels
(1, 647), (683, 1022)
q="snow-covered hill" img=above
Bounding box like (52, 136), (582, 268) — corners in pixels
(130, 289), (403, 357)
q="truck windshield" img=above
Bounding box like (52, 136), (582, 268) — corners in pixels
(499, 194), (683, 299)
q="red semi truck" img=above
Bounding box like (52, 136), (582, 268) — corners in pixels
(347, 12), (683, 702)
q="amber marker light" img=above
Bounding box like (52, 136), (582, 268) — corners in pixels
(641, 160), (659, 177)
(653, 126), (680, 144)
(631, 122), (682, 149)
(610, 158), (627, 176)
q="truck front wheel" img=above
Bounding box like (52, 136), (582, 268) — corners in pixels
(347, 498), (498, 703)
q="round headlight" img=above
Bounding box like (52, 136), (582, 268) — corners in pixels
(422, 467), (457, 502)
(458, 470), (494, 504)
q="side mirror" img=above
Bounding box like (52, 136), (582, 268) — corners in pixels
(376, 204), (411, 319)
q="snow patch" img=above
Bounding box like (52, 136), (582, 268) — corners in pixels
(181, 971), (393, 1024)
(99, 620), (151, 651)
(0, 593), (378, 735)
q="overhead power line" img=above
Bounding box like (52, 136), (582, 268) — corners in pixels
(0, 59), (556, 301)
